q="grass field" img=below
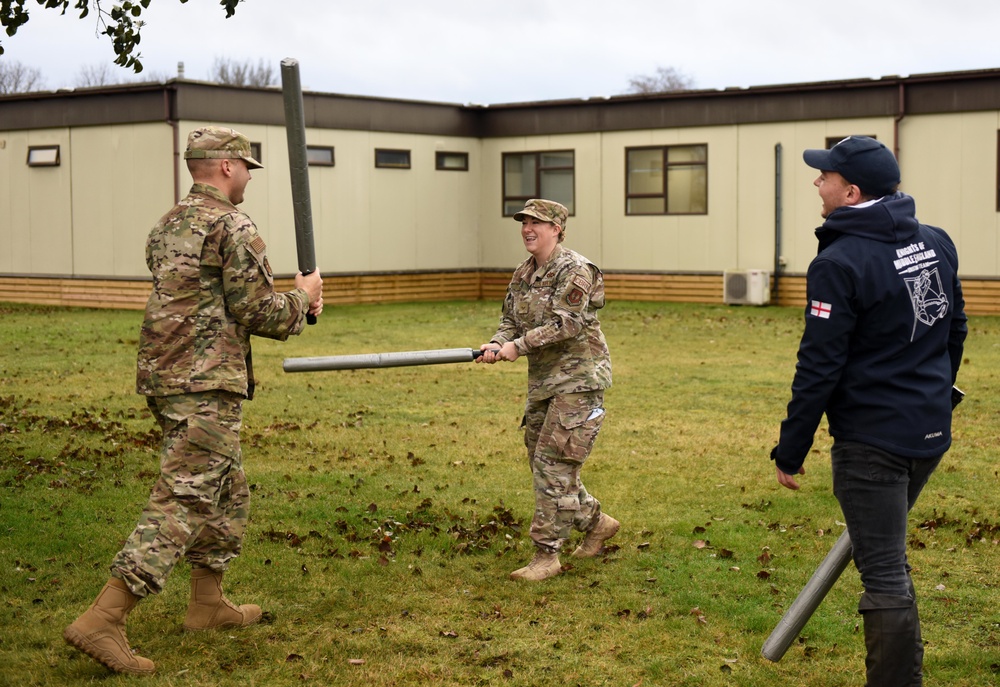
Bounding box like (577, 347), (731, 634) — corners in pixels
(1, 299), (997, 686)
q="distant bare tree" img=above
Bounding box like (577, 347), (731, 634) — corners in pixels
(210, 57), (276, 88)
(129, 69), (170, 84)
(626, 66), (695, 94)
(75, 62), (170, 88)
(0, 59), (46, 94)
(75, 62), (119, 88)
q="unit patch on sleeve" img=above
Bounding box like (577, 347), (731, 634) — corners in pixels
(246, 233), (273, 279)
(566, 273), (592, 307)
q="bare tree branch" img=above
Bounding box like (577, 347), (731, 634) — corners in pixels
(0, 59), (46, 94)
(210, 57), (276, 88)
(626, 66), (695, 94)
(75, 62), (118, 88)
(73, 61), (169, 87)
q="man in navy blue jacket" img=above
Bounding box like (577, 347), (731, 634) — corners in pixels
(771, 136), (966, 686)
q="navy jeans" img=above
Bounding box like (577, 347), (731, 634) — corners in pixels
(831, 440), (941, 599)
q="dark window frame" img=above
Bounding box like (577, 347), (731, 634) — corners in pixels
(375, 148), (411, 169)
(624, 144), (708, 216)
(502, 149), (575, 216)
(435, 151), (469, 171)
(825, 134), (877, 149)
(249, 142), (263, 165)
(27, 144), (61, 167)
(306, 145), (335, 167)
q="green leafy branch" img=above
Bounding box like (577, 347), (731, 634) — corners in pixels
(0, 0), (244, 72)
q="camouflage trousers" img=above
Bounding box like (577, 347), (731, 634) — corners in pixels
(523, 390), (605, 554)
(111, 391), (249, 598)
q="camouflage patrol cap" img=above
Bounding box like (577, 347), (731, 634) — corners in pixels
(183, 126), (263, 169)
(513, 199), (569, 229)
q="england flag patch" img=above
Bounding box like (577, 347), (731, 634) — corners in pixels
(810, 300), (832, 319)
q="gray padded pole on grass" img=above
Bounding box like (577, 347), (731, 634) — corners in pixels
(761, 529), (853, 662)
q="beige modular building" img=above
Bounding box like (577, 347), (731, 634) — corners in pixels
(1, 68), (998, 314)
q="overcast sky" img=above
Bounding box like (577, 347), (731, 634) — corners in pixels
(4, 0), (999, 105)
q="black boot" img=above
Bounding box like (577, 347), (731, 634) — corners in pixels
(907, 577), (924, 687)
(859, 593), (919, 687)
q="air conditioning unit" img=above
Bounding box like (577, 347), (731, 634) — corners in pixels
(723, 269), (771, 305)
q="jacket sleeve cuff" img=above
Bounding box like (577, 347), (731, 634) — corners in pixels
(770, 445), (802, 475)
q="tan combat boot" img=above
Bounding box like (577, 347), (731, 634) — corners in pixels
(572, 514), (620, 558)
(63, 578), (155, 675)
(183, 567), (262, 631)
(509, 552), (562, 581)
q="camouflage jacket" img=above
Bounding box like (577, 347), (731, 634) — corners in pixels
(492, 244), (612, 400)
(136, 183), (309, 398)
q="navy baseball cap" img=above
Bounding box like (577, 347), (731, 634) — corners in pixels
(803, 136), (900, 196)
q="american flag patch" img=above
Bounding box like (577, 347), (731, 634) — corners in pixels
(250, 236), (266, 255)
(810, 300), (832, 318)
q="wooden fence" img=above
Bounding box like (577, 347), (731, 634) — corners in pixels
(1, 272), (997, 316)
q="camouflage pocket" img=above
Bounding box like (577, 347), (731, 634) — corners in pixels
(170, 415), (241, 503)
(187, 415), (240, 458)
(551, 405), (604, 464)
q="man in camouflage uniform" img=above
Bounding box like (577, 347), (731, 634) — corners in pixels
(477, 199), (619, 581)
(64, 126), (323, 675)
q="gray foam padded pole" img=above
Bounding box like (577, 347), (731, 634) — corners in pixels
(761, 529), (853, 662)
(283, 348), (482, 372)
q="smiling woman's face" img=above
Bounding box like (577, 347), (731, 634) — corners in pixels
(521, 217), (561, 262)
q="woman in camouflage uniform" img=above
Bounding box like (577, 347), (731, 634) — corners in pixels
(477, 199), (618, 581)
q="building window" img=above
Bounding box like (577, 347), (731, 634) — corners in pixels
(27, 145), (60, 167)
(375, 148), (411, 169)
(825, 134), (876, 149)
(306, 146), (334, 166)
(625, 144), (707, 215)
(250, 142), (262, 165)
(503, 150), (574, 216)
(436, 151), (469, 171)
